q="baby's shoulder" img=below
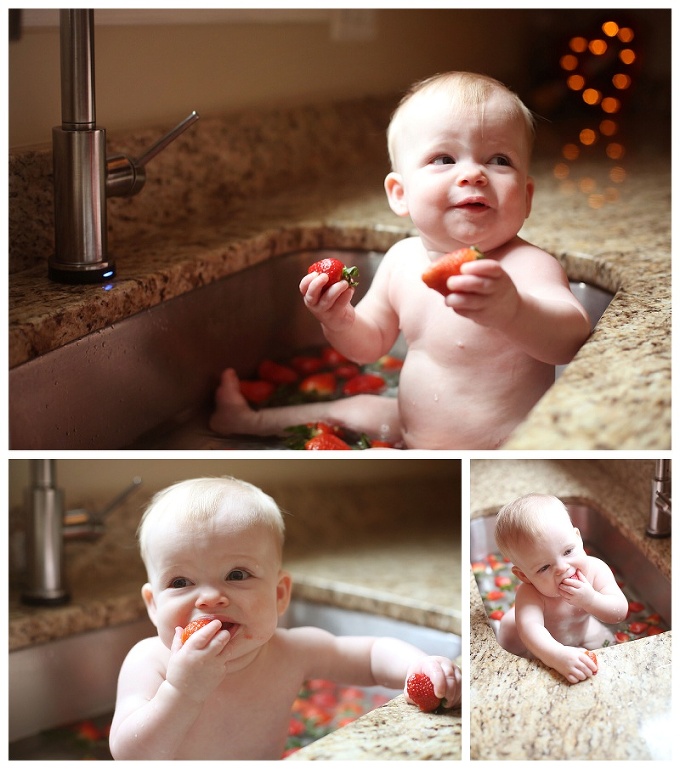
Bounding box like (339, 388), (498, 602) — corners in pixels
(123, 634), (168, 667)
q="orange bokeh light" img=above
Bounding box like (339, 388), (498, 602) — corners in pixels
(602, 21), (619, 37)
(583, 88), (602, 105)
(599, 119), (618, 136)
(562, 143), (580, 161)
(567, 75), (585, 91)
(560, 54), (579, 71)
(610, 166), (627, 183)
(606, 143), (625, 160)
(579, 129), (597, 146)
(569, 36), (588, 53)
(620, 49), (636, 65)
(553, 163), (570, 180)
(601, 97), (621, 114)
(612, 73), (632, 90)
(618, 27), (634, 43)
(589, 39), (608, 55)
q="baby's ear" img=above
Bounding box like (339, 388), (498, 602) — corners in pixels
(511, 565), (531, 584)
(141, 583), (158, 627)
(276, 570), (293, 616)
(384, 172), (409, 217)
(574, 526), (582, 539)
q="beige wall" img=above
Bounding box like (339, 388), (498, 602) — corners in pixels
(9, 8), (534, 149)
(8, 458), (459, 511)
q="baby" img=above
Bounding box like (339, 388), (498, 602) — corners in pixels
(493, 493), (628, 684)
(109, 476), (461, 760)
(209, 71), (591, 449)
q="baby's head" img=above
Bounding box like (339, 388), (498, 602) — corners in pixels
(138, 476), (286, 579)
(494, 493), (572, 567)
(387, 71), (535, 173)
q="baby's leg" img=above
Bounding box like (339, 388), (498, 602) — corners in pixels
(582, 616), (615, 650)
(209, 368), (402, 443)
(496, 607), (529, 658)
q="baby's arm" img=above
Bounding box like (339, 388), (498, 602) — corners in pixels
(446, 244), (591, 365)
(300, 250), (401, 364)
(515, 586), (597, 684)
(559, 557), (629, 624)
(295, 627), (460, 708)
(109, 622), (231, 760)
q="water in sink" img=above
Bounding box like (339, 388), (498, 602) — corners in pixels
(470, 502), (671, 646)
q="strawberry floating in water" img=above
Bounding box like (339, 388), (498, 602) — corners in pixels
(307, 257), (359, 293)
(422, 246), (485, 295)
(406, 673), (441, 712)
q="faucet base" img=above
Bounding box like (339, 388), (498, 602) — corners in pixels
(21, 590), (71, 607)
(48, 259), (116, 284)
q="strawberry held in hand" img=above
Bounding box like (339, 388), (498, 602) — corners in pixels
(181, 617), (215, 645)
(307, 257), (359, 293)
(422, 246), (485, 296)
(406, 673), (441, 712)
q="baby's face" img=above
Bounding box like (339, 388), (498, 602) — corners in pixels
(511, 514), (588, 598)
(142, 508), (290, 655)
(387, 89), (534, 254)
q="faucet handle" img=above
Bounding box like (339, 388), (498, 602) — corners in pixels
(106, 110), (199, 198)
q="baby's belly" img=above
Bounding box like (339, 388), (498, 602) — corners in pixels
(397, 348), (553, 450)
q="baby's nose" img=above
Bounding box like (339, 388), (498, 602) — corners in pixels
(196, 585), (229, 606)
(456, 161), (486, 185)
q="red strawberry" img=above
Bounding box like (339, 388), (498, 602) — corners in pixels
(307, 258), (359, 293)
(342, 373), (386, 396)
(406, 673), (441, 712)
(585, 650), (598, 673)
(181, 617), (215, 645)
(305, 433), (352, 450)
(290, 355), (324, 376)
(628, 622), (649, 635)
(239, 379), (276, 404)
(377, 355), (404, 371)
(299, 372), (337, 397)
(422, 246), (485, 295)
(321, 346), (350, 366)
(489, 609), (505, 620)
(494, 575), (512, 588)
(257, 359), (299, 384)
(627, 600), (645, 614)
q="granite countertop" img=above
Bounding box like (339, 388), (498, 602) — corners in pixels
(469, 459), (672, 761)
(8, 103), (672, 450)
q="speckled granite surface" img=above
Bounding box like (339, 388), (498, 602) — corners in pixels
(469, 459), (672, 761)
(8, 100), (671, 449)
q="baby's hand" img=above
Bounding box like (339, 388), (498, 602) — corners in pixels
(299, 272), (356, 331)
(444, 259), (520, 328)
(552, 645), (598, 684)
(165, 620), (232, 702)
(559, 569), (596, 609)
(404, 656), (461, 710)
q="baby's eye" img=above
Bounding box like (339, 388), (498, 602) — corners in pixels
(227, 569), (250, 581)
(432, 155), (455, 166)
(537, 565), (549, 574)
(169, 576), (191, 589)
(564, 547), (574, 556)
(489, 155), (512, 167)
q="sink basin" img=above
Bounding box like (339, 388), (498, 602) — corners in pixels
(8, 600), (460, 748)
(9, 249), (612, 450)
(470, 500), (671, 629)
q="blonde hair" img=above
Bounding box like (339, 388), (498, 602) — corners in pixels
(138, 476), (285, 569)
(387, 71), (536, 170)
(494, 493), (570, 564)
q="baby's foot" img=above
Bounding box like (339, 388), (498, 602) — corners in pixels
(209, 368), (260, 436)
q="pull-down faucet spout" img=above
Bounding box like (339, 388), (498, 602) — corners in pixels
(647, 458), (671, 538)
(50, 9), (199, 283)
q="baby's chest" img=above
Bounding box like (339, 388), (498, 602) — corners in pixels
(181, 675), (302, 759)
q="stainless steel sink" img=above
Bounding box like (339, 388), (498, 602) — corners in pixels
(9, 249), (613, 450)
(470, 501), (671, 627)
(9, 600), (460, 747)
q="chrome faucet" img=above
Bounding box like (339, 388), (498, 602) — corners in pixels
(21, 460), (142, 606)
(647, 458), (671, 538)
(50, 9), (199, 283)
(22, 460), (69, 606)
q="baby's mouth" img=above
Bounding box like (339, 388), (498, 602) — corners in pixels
(455, 197), (490, 211)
